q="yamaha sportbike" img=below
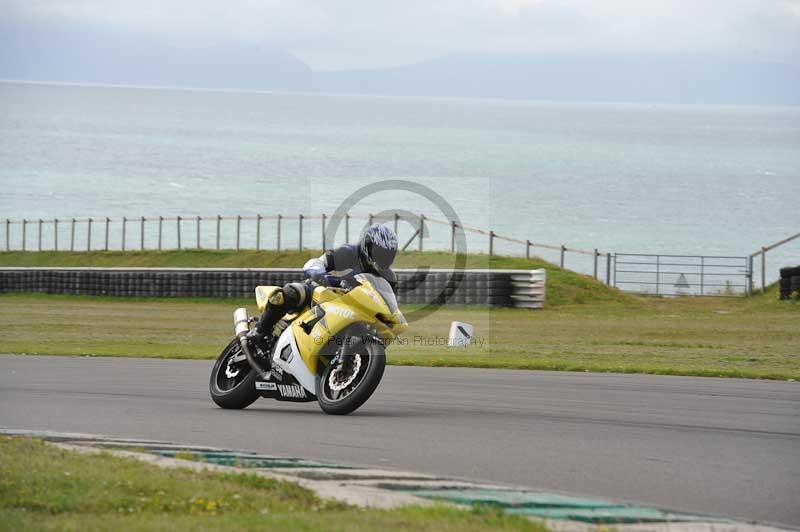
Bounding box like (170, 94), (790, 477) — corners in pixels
(209, 273), (408, 415)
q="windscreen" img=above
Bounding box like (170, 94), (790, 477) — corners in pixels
(356, 273), (399, 314)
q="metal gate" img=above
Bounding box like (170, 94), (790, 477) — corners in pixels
(613, 254), (751, 296)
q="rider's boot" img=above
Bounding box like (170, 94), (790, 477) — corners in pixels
(247, 304), (283, 357)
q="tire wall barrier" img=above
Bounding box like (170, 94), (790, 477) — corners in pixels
(0, 268), (546, 309)
(779, 265), (800, 300)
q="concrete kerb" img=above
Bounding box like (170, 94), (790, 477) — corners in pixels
(2, 429), (794, 532)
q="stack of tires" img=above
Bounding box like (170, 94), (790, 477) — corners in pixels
(779, 266), (800, 300)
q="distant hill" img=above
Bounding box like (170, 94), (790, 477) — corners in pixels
(0, 24), (312, 91)
(315, 53), (800, 106)
(1, 23), (798, 105)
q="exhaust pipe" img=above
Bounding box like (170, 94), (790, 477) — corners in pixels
(233, 308), (270, 380)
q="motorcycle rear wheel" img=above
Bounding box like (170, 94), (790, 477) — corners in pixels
(209, 338), (259, 409)
(316, 337), (386, 415)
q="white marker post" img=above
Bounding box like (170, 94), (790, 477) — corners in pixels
(448, 321), (473, 348)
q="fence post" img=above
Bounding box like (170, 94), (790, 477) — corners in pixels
(418, 214), (424, 252)
(700, 256), (705, 295)
(158, 216), (163, 250)
(255, 215), (261, 251)
(104, 217), (110, 250)
(277, 214), (282, 251)
(345, 213), (350, 242)
(298, 214), (304, 250)
(394, 213), (399, 236)
(489, 231), (495, 256)
(54, 218), (58, 251)
(656, 255), (661, 295)
(761, 247), (766, 292)
(122, 217), (126, 251)
(748, 255), (754, 295)
(369, 213), (374, 226)
(235, 215), (240, 251)
(37, 219), (42, 251)
(87, 218), (92, 251)
(216, 215), (221, 250)
(593, 249), (598, 279)
(196, 216), (201, 249)
(5, 219), (9, 251)
(321, 213), (326, 250)
(22, 219), (26, 251)
(560, 245), (565, 268)
(526, 239), (531, 260)
(177, 216), (182, 249)
(451, 222), (456, 254)
(70, 218), (75, 252)
(612, 253), (617, 287)
(140, 216), (145, 250)
(606, 253), (611, 285)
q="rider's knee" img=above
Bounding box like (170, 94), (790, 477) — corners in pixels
(281, 282), (311, 311)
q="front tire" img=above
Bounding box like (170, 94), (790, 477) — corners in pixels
(316, 336), (386, 415)
(209, 339), (259, 409)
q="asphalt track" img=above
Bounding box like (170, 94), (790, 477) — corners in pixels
(1, 355), (798, 527)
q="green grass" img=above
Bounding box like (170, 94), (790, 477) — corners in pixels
(0, 288), (797, 379)
(1, 250), (797, 380)
(0, 435), (547, 531)
(0, 249), (634, 307)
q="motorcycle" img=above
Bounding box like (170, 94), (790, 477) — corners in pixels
(209, 273), (408, 415)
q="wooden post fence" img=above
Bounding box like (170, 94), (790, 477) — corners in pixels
(255, 215), (261, 251)
(277, 214), (282, 252)
(235, 215), (240, 251)
(321, 213), (327, 250)
(298, 214), (304, 250)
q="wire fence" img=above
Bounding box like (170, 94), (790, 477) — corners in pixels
(1, 213), (614, 282)
(2, 214), (796, 294)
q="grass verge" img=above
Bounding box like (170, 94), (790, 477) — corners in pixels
(0, 435), (547, 532)
(0, 286), (797, 379)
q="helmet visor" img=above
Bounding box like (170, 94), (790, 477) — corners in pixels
(369, 244), (396, 271)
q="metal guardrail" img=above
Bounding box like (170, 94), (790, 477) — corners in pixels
(613, 254), (750, 297)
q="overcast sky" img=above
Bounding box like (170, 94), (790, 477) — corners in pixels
(4, 0), (799, 70)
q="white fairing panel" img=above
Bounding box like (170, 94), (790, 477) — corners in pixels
(271, 327), (317, 394)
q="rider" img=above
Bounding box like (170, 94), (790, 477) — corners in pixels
(247, 224), (398, 351)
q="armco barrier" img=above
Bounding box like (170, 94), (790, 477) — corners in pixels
(0, 268), (546, 309)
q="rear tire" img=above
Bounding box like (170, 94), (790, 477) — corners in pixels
(209, 339), (259, 409)
(317, 337), (386, 415)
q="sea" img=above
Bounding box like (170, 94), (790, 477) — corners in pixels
(1, 81), (798, 280)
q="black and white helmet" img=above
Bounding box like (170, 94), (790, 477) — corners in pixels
(359, 224), (398, 272)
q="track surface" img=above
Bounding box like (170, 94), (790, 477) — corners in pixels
(1, 355), (798, 526)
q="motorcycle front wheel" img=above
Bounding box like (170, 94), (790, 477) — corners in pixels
(316, 336), (386, 415)
(209, 338), (259, 409)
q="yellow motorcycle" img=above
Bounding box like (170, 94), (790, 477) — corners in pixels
(209, 273), (408, 415)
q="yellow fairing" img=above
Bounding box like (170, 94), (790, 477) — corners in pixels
(289, 280), (408, 375)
